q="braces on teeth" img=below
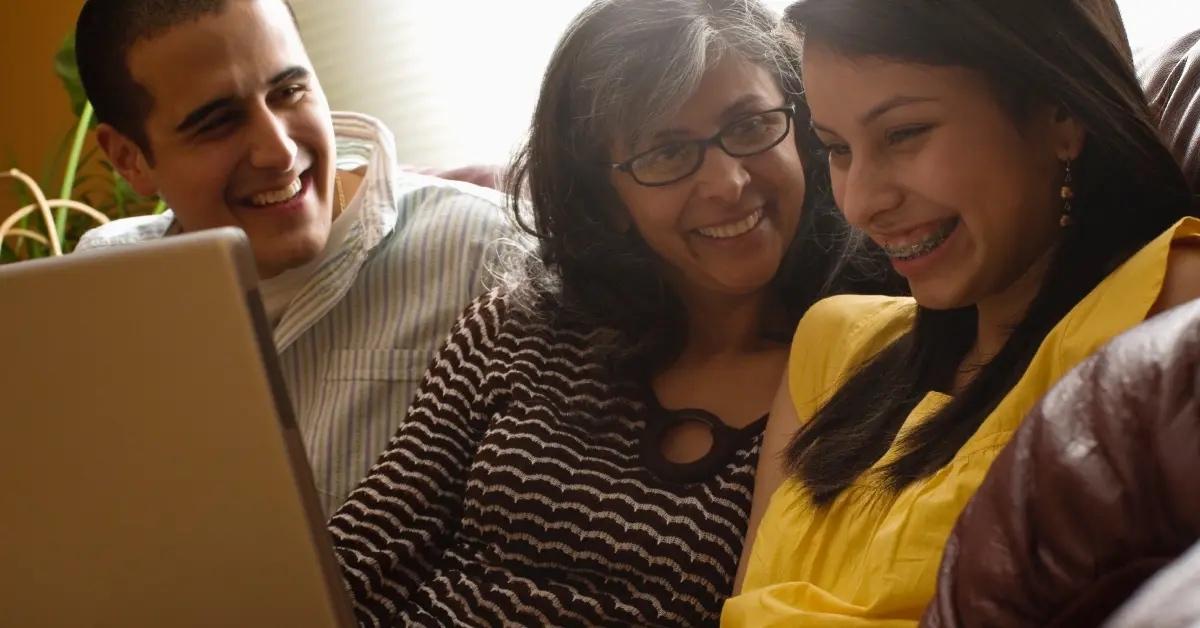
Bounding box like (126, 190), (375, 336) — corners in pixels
(886, 222), (955, 260)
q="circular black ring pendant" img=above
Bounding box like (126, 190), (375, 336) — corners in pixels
(639, 407), (763, 484)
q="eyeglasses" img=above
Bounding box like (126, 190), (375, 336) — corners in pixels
(609, 104), (796, 187)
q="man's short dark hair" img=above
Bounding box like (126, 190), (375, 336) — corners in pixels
(75, 0), (298, 160)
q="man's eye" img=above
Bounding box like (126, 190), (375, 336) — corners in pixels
(278, 84), (310, 102)
(198, 113), (238, 134)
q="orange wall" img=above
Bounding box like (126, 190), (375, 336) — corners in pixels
(1, 0), (84, 220)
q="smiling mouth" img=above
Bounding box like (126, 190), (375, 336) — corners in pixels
(696, 208), (764, 240)
(248, 178), (303, 207)
(881, 218), (959, 261)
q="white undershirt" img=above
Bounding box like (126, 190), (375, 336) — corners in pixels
(258, 176), (365, 326)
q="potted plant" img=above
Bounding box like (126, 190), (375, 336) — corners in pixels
(2, 32), (164, 263)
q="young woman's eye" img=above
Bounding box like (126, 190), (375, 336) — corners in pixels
(817, 143), (851, 158)
(886, 124), (932, 146)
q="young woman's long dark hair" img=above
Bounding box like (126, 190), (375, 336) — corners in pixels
(502, 0), (900, 381)
(782, 0), (1195, 505)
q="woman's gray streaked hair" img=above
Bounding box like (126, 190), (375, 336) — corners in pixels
(503, 0), (898, 377)
(567, 0), (804, 151)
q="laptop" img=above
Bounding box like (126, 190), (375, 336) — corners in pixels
(0, 228), (356, 628)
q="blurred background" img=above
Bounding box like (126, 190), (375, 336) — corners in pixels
(2, 0), (1197, 255)
(287, 0), (1200, 169)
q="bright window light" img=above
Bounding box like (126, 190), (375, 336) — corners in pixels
(292, 0), (1197, 170)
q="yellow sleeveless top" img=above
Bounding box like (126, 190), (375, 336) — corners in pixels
(723, 218), (1200, 627)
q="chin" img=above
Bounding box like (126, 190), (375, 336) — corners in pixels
(258, 235), (327, 275)
(909, 285), (973, 311)
(713, 273), (777, 296)
(287, 246), (323, 269)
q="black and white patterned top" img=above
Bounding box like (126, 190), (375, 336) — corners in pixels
(329, 290), (766, 627)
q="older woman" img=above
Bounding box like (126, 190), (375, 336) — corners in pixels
(326, 0), (895, 625)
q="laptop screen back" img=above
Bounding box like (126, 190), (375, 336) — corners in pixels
(0, 229), (354, 628)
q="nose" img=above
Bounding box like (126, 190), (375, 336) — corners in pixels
(694, 146), (750, 205)
(248, 107), (298, 172)
(836, 152), (902, 229)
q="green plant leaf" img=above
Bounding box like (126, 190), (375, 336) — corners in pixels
(56, 102), (93, 236)
(54, 31), (94, 126)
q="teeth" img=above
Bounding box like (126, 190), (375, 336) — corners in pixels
(250, 179), (302, 206)
(882, 219), (957, 260)
(697, 209), (764, 239)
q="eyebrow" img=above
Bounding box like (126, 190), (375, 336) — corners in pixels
(268, 66), (310, 87)
(810, 95), (937, 135)
(174, 66), (311, 134)
(720, 94), (773, 122)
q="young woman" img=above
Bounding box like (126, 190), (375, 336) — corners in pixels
(726, 0), (1200, 625)
(326, 0), (894, 626)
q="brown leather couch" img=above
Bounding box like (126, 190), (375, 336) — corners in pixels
(1105, 540), (1200, 627)
(404, 164), (506, 192)
(1138, 29), (1200, 192)
(922, 297), (1200, 627)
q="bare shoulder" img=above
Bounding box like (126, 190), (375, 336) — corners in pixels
(1154, 239), (1200, 313)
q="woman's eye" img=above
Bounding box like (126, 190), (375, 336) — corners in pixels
(731, 118), (765, 137)
(820, 143), (850, 157)
(647, 143), (689, 163)
(886, 124), (932, 146)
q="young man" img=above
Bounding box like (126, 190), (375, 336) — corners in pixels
(74, 0), (514, 515)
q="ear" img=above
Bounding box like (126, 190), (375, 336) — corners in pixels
(1050, 105), (1087, 161)
(96, 123), (158, 197)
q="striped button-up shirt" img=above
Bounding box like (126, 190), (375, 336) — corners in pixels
(76, 112), (514, 515)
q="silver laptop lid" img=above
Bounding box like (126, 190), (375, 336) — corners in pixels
(0, 228), (354, 628)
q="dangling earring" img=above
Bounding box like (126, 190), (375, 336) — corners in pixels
(1059, 159), (1075, 227)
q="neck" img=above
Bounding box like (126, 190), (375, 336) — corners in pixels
(333, 167), (366, 221)
(971, 245), (1057, 366)
(675, 284), (777, 360)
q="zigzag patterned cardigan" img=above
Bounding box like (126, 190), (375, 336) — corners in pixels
(329, 290), (766, 627)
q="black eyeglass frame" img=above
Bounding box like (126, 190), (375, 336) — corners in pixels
(608, 103), (797, 187)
